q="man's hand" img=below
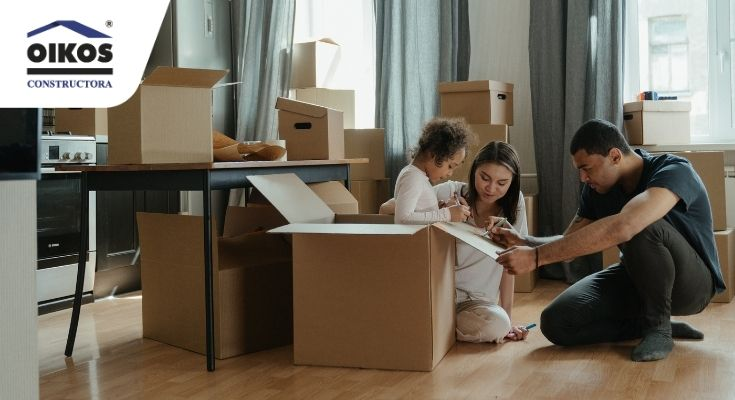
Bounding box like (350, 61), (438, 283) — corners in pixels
(496, 246), (536, 275)
(488, 222), (525, 247)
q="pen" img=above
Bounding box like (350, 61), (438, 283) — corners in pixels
(525, 323), (537, 330)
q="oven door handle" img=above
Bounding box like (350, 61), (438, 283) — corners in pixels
(41, 167), (82, 174)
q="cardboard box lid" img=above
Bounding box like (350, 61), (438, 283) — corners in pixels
(623, 100), (691, 113)
(248, 174), (335, 223)
(432, 221), (504, 260)
(296, 37), (339, 46)
(438, 80), (513, 93)
(270, 223), (424, 235)
(275, 97), (336, 118)
(251, 174), (510, 257)
(143, 66), (228, 89)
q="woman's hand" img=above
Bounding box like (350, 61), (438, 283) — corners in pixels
(448, 204), (471, 222)
(504, 325), (530, 341)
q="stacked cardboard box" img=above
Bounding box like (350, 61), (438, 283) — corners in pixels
(623, 101), (691, 145)
(280, 38), (353, 160)
(54, 108), (107, 136)
(515, 195), (538, 293)
(652, 151), (732, 303)
(344, 129), (390, 213)
(437, 80), (514, 183)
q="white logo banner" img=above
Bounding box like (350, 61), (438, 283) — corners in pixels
(0, 0), (170, 107)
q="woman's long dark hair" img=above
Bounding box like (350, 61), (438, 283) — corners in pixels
(463, 141), (521, 225)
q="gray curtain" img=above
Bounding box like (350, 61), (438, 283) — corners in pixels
(375, 0), (470, 191)
(229, 0), (295, 205)
(231, 0), (295, 142)
(529, 0), (624, 283)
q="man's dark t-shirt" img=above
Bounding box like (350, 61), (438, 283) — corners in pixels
(578, 149), (725, 293)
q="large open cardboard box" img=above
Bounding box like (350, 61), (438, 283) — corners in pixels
(137, 209), (293, 359)
(250, 174), (506, 371)
(276, 97), (344, 161)
(54, 108), (107, 136)
(107, 67), (227, 164)
(439, 80), (514, 125)
(623, 101), (691, 145)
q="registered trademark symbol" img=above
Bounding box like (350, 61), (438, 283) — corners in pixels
(106, 20), (113, 28)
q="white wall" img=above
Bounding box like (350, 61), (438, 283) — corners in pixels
(0, 180), (39, 399)
(468, 0), (536, 175)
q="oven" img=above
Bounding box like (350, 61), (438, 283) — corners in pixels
(37, 134), (96, 314)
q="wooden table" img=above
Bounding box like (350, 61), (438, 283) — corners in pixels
(60, 159), (363, 371)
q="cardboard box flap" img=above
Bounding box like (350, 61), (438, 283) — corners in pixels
(432, 222), (504, 260)
(247, 173), (334, 223)
(275, 97), (332, 118)
(438, 80), (513, 94)
(623, 100), (691, 113)
(143, 66), (228, 89)
(270, 223), (424, 235)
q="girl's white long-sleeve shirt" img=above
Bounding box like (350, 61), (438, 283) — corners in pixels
(393, 164), (451, 224)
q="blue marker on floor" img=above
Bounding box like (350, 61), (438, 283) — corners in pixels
(525, 323), (537, 330)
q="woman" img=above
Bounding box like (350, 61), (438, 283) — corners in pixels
(380, 141), (530, 343)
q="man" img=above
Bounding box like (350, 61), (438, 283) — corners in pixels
(492, 119), (725, 362)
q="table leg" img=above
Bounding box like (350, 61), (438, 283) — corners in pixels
(203, 171), (215, 371)
(65, 172), (89, 357)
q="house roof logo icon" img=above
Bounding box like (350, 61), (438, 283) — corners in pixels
(28, 20), (111, 39)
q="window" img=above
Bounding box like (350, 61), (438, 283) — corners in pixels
(648, 16), (689, 93)
(625, 0), (735, 142)
(293, 0), (375, 128)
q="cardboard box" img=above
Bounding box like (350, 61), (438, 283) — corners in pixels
(515, 195), (537, 293)
(438, 80), (514, 125)
(248, 180), (358, 216)
(276, 97), (344, 160)
(623, 101), (691, 145)
(349, 179), (391, 214)
(447, 124), (508, 183)
(107, 67), (227, 164)
(291, 38), (340, 89)
(253, 173), (510, 371)
(137, 211), (293, 359)
(344, 129), (386, 180)
(295, 88), (355, 129)
(663, 151), (726, 231)
(54, 108), (107, 136)
(712, 229), (734, 303)
(727, 175), (735, 228)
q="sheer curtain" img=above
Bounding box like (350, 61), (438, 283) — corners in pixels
(375, 0), (470, 192)
(229, 0), (295, 205)
(528, 0), (624, 282)
(293, 0), (376, 128)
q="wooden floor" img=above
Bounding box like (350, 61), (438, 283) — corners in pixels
(39, 279), (735, 399)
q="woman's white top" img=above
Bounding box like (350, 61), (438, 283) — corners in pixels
(393, 164), (451, 224)
(432, 181), (528, 304)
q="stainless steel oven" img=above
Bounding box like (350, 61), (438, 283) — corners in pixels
(37, 134), (96, 313)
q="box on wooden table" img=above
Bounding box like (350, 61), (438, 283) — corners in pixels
(107, 67), (228, 164)
(276, 97), (344, 160)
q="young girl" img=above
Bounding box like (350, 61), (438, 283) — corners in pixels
(393, 117), (472, 224)
(382, 141), (530, 343)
